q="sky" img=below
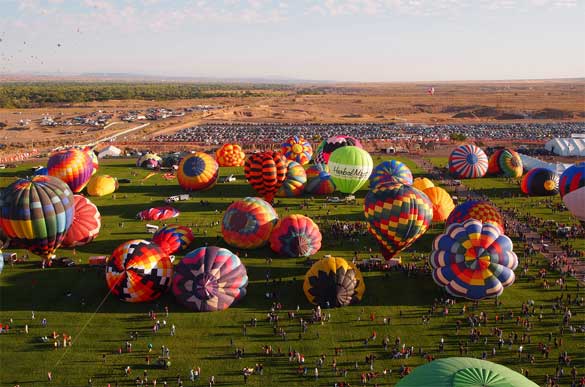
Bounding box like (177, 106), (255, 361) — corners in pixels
(0, 0), (583, 82)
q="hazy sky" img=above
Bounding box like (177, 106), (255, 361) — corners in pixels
(0, 0), (583, 81)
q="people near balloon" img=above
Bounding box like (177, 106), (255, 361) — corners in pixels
(448, 144), (488, 179)
(395, 357), (539, 387)
(423, 186), (455, 222)
(521, 168), (559, 196)
(222, 197), (278, 249)
(62, 195), (101, 248)
(0, 175), (74, 262)
(105, 240), (173, 303)
(559, 162), (585, 224)
(177, 152), (219, 191)
(47, 148), (94, 193)
(328, 146), (373, 194)
(314, 135), (363, 165)
(172, 246), (248, 312)
(446, 200), (505, 233)
(487, 148), (523, 178)
(269, 214), (322, 257)
(215, 143), (246, 167)
(136, 153), (163, 169)
(412, 177), (434, 192)
(430, 219), (518, 300)
(364, 183), (433, 259)
(86, 174), (118, 197)
(303, 257), (365, 307)
(162, 152), (184, 168)
(304, 164), (336, 195)
(244, 151), (287, 202)
(276, 161), (307, 197)
(137, 206), (180, 221)
(152, 224), (195, 256)
(369, 160), (413, 189)
(281, 135), (313, 165)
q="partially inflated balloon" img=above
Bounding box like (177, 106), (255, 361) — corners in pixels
(136, 153), (162, 169)
(177, 152), (219, 191)
(137, 206), (180, 221)
(84, 147), (99, 176)
(105, 240), (173, 303)
(222, 197), (278, 249)
(423, 186), (455, 222)
(172, 246), (248, 312)
(328, 146), (373, 194)
(303, 257), (365, 307)
(449, 144), (488, 179)
(430, 219), (518, 300)
(152, 224), (195, 255)
(48, 148), (94, 193)
(521, 168), (559, 196)
(270, 214), (322, 257)
(369, 160), (413, 189)
(276, 161), (307, 197)
(488, 149), (523, 178)
(559, 163), (585, 224)
(305, 164), (336, 195)
(62, 195), (101, 247)
(364, 183), (433, 259)
(0, 175), (74, 260)
(281, 136), (313, 165)
(314, 135), (363, 165)
(244, 151), (287, 202)
(446, 200), (504, 233)
(216, 144), (246, 167)
(412, 177), (434, 192)
(87, 174), (118, 197)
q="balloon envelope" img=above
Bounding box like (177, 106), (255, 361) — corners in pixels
(314, 135), (362, 165)
(87, 174), (118, 197)
(222, 197), (278, 249)
(369, 160), (413, 189)
(177, 152), (219, 191)
(328, 146), (373, 194)
(449, 144), (488, 179)
(137, 206), (180, 221)
(281, 136), (313, 165)
(304, 164), (336, 195)
(136, 153), (162, 169)
(276, 161), (307, 197)
(48, 148), (94, 193)
(303, 257), (365, 307)
(270, 214), (322, 257)
(423, 186), (455, 222)
(521, 168), (559, 196)
(412, 177), (434, 191)
(62, 195), (101, 247)
(488, 149), (523, 178)
(152, 224), (194, 255)
(559, 163), (585, 224)
(446, 200), (505, 233)
(216, 144), (246, 167)
(244, 151), (287, 202)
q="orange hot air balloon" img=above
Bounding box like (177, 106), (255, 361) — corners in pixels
(244, 151), (287, 202)
(216, 144), (246, 167)
(423, 186), (455, 222)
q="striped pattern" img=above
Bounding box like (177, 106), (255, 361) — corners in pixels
(281, 136), (313, 165)
(221, 197), (278, 249)
(521, 168), (559, 196)
(0, 175), (74, 259)
(136, 206), (180, 221)
(448, 144), (488, 179)
(303, 257), (365, 307)
(314, 135), (363, 165)
(62, 195), (101, 247)
(244, 151), (287, 202)
(276, 161), (307, 197)
(177, 152), (219, 191)
(369, 160), (413, 189)
(430, 219), (518, 300)
(487, 149), (523, 178)
(48, 148), (94, 193)
(364, 183), (433, 259)
(446, 201), (504, 233)
(172, 246), (248, 312)
(105, 239), (173, 303)
(269, 214), (322, 257)
(152, 224), (195, 255)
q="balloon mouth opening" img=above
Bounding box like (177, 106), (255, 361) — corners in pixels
(194, 274), (218, 300)
(466, 154), (479, 164)
(453, 367), (505, 386)
(544, 180), (556, 191)
(292, 144), (303, 154)
(229, 212), (249, 230)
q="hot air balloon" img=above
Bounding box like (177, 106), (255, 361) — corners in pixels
(172, 246), (248, 312)
(281, 136), (313, 165)
(396, 357), (539, 387)
(269, 214), (322, 257)
(328, 146), (373, 194)
(446, 201), (504, 233)
(314, 135), (363, 165)
(0, 175), (74, 261)
(430, 219), (518, 300)
(62, 195), (101, 247)
(412, 177), (434, 191)
(276, 161), (307, 197)
(136, 153), (162, 169)
(364, 183), (433, 259)
(152, 224), (195, 255)
(244, 151), (287, 202)
(33, 167), (48, 176)
(304, 164), (336, 195)
(487, 149), (523, 178)
(47, 148), (94, 193)
(222, 197), (278, 249)
(303, 257), (365, 307)
(137, 206), (180, 221)
(163, 152), (185, 168)
(0, 228), (9, 249)
(105, 240), (173, 303)
(423, 186), (455, 222)
(86, 174), (118, 197)
(177, 152), (219, 191)
(83, 147), (99, 175)
(369, 160), (413, 189)
(215, 144), (246, 167)
(448, 144), (488, 179)
(559, 163), (585, 224)
(521, 168), (559, 196)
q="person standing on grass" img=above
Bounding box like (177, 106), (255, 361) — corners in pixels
(47, 372), (52, 382)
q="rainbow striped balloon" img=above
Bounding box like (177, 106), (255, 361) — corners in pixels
(152, 224), (195, 255)
(48, 148), (94, 193)
(276, 161), (307, 197)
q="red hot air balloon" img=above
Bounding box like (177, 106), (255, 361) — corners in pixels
(244, 151), (287, 202)
(62, 195), (101, 247)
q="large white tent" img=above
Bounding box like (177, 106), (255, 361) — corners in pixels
(544, 138), (585, 157)
(98, 145), (122, 159)
(519, 153), (572, 174)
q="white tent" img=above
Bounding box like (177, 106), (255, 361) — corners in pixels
(518, 153), (572, 175)
(98, 145), (122, 159)
(544, 138), (585, 157)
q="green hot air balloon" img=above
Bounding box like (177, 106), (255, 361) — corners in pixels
(328, 146), (373, 194)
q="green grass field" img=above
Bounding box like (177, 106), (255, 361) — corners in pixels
(0, 157), (583, 387)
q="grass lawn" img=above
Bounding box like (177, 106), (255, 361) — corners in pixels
(0, 156), (583, 387)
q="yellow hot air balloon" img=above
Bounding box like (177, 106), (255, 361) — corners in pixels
(87, 175), (119, 197)
(412, 177), (434, 192)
